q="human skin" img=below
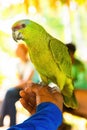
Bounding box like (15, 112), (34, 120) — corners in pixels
(19, 83), (63, 115)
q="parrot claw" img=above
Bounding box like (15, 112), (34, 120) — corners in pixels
(39, 81), (48, 87)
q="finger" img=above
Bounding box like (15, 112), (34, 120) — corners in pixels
(20, 90), (29, 101)
(20, 98), (32, 112)
(25, 82), (38, 92)
(20, 90), (36, 107)
(20, 98), (36, 114)
(20, 90), (26, 97)
(52, 92), (63, 111)
(29, 84), (49, 94)
(25, 82), (50, 96)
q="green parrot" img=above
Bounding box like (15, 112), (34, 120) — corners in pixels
(12, 19), (78, 109)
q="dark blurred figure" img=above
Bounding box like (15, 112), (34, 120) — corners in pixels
(66, 43), (87, 90)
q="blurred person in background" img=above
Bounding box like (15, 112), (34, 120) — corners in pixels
(0, 43), (40, 127)
(66, 43), (87, 90)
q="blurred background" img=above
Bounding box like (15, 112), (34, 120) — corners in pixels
(0, 0), (87, 130)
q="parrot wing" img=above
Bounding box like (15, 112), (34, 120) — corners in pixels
(49, 38), (72, 77)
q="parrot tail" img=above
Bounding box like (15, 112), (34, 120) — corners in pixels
(63, 92), (78, 109)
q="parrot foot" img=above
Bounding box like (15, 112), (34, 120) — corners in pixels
(39, 81), (48, 87)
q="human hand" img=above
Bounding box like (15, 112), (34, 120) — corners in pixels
(19, 83), (63, 115)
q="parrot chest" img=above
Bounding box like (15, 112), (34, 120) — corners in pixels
(29, 46), (59, 80)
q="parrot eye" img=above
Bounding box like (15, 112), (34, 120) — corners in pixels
(12, 23), (26, 31)
(22, 24), (26, 28)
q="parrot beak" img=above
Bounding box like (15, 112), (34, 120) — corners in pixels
(12, 22), (26, 42)
(12, 30), (24, 42)
(12, 31), (18, 42)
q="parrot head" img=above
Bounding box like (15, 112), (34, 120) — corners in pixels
(12, 19), (45, 43)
